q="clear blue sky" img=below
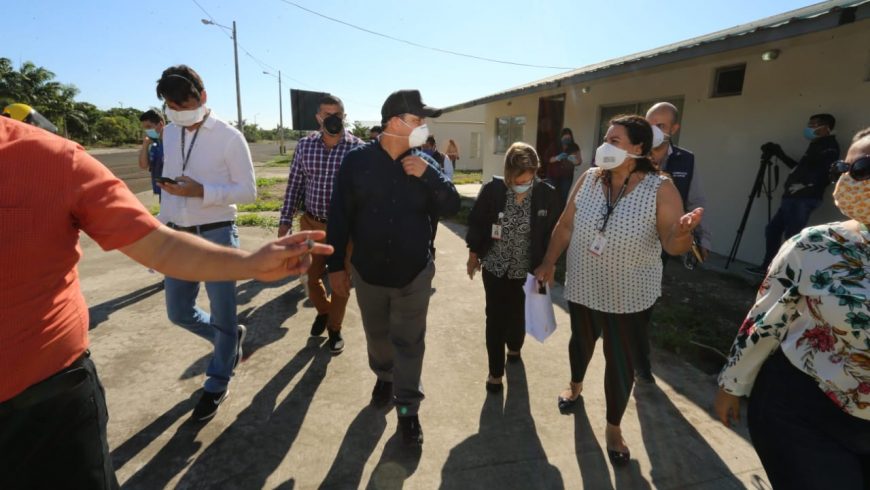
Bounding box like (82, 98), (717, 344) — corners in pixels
(5, 0), (819, 129)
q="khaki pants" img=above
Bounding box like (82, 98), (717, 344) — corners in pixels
(300, 213), (351, 331)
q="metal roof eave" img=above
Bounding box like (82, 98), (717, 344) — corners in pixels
(442, 2), (868, 113)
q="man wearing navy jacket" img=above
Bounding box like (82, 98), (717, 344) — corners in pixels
(641, 102), (711, 384)
(326, 90), (460, 447)
(646, 102), (711, 258)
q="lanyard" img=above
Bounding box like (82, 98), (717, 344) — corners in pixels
(599, 172), (634, 233)
(180, 113), (209, 174)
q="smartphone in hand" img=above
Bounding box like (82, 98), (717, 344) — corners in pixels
(156, 177), (178, 185)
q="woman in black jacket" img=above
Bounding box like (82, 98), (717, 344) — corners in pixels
(466, 142), (563, 393)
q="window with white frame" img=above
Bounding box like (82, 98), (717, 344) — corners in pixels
(495, 116), (526, 153)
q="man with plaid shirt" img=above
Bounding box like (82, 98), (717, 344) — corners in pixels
(279, 94), (364, 354)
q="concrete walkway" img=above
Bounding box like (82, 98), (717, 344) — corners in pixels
(80, 195), (768, 489)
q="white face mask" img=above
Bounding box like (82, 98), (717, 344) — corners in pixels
(399, 118), (429, 148)
(166, 105), (207, 127)
(595, 142), (644, 170)
(651, 125), (666, 148)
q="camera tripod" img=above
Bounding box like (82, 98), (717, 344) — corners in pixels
(725, 153), (779, 268)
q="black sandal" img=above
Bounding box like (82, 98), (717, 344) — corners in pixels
(607, 448), (631, 466)
(557, 382), (582, 411)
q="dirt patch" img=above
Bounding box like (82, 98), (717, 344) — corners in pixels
(653, 261), (759, 374)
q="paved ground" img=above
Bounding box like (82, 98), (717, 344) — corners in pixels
(89, 141), (288, 193)
(79, 183), (770, 489)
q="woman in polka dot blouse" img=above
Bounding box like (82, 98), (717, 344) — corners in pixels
(534, 115), (703, 466)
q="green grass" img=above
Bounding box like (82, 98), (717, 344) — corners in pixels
(256, 177), (287, 187)
(236, 213), (279, 228)
(238, 200), (282, 212)
(262, 148), (295, 167)
(453, 170), (482, 185)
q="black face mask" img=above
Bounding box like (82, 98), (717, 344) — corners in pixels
(323, 114), (343, 135)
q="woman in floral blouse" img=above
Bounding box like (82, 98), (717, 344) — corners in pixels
(466, 142), (562, 393)
(715, 128), (870, 489)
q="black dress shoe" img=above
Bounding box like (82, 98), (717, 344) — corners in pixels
(371, 379), (393, 408)
(398, 415), (423, 447)
(310, 313), (328, 337)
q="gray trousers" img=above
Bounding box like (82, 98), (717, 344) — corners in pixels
(352, 262), (435, 417)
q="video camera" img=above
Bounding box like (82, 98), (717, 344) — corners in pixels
(761, 142), (780, 161)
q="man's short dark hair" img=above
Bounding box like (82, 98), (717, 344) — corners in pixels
(139, 109), (164, 124)
(370, 125), (382, 133)
(810, 113), (836, 130)
(426, 135), (436, 145)
(319, 94), (344, 113)
(156, 65), (205, 106)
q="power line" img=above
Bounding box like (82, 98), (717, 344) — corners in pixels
(189, 0), (379, 110)
(274, 0), (575, 70)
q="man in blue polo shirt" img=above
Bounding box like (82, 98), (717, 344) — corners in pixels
(326, 89), (460, 447)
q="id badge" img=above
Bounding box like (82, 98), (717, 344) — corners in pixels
(589, 233), (607, 256)
(491, 224), (503, 240)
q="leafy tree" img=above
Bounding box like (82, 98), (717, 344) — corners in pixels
(350, 120), (370, 139)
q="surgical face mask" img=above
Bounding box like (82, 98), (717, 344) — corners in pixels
(421, 147), (434, 156)
(399, 118), (429, 148)
(166, 105), (207, 127)
(511, 181), (533, 194)
(804, 126), (818, 140)
(833, 172), (870, 224)
(561, 137), (571, 145)
(595, 142), (642, 170)
(145, 128), (160, 140)
(322, 114), (344, 135)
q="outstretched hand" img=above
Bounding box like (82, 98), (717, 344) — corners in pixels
(248, 230), (334, 282)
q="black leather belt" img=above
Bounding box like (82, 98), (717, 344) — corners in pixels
(305, 212), (328, 224)
(168, 220), (234, 234)
(0, 351), (90, 415)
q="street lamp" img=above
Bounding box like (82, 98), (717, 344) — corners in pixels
(263, 70), (285, 155)
(201, 18), (243, 132)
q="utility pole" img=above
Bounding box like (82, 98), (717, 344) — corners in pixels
(278, 70), (285, 154)
(263, 70), (286, 155)
(201, 18), (244, 132)
(232, 21), (243, 132)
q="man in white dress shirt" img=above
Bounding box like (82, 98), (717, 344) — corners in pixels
(155, 65), (257, 421)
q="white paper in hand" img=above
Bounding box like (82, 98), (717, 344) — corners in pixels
(523, 273), (557, 342)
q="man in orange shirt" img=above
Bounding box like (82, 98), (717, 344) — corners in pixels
(0, 116), (333, 489)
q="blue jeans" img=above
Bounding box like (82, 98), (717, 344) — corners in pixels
(762, 197), (821, 267)
(164, 224), (240, 393)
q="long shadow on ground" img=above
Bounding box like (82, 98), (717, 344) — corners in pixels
(173, 338), (330, 488)
(89, 281), (165, 330)
(440, 359), (563, 489)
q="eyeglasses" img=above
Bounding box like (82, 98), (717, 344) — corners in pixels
(829, 155), (870, 183)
